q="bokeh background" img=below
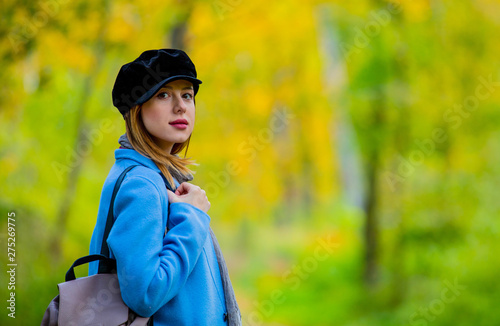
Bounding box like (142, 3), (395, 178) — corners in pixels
(1, 0), (500, 325)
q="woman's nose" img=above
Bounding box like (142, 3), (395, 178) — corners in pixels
(173, 94), (187, 112)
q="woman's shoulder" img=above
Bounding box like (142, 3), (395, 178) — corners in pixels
(125, 165), (167, 190)
(105, 163), (167, 196)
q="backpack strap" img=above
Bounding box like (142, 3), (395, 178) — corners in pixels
(94, 164), (157, 324)
(159, 172), (178, 236)
(98, 165), (139, 273)
(159, 172), (176, 192)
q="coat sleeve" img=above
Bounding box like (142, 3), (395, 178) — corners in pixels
(106, 174), (210, 317)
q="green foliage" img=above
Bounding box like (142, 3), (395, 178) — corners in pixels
(1, 0), (499, 325)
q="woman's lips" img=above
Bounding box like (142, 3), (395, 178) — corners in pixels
(170, 123), (187, 130)
(169, 119), (188, 129)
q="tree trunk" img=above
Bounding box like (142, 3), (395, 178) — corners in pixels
(50, 7), (109, 262)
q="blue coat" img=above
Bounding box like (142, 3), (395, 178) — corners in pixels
(88, 148), (228, 325)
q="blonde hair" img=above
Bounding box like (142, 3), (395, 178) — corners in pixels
(124, 104), (197, 188)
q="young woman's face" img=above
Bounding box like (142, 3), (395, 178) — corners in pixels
(141, 79), (195, 153)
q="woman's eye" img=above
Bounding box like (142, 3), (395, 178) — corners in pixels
(158, 92), (169, 99)
(184, 93), (193, 100)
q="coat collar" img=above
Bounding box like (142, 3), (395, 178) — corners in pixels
(115, 148), (161, 173)
(117, 133), (194, 184)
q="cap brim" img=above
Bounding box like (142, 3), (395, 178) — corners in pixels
(135, 75), (202, 106)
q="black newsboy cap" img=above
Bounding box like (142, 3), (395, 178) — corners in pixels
(112, 48), (202, 117)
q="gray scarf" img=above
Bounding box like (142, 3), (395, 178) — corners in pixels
(118, 133), (242, 325)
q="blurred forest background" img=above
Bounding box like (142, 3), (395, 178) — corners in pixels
(1, 0), (500, 325)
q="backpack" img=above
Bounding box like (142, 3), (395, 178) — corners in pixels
(41, 165), (153, 326)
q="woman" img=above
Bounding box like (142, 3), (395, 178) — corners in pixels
(88, 49), (241, 325)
